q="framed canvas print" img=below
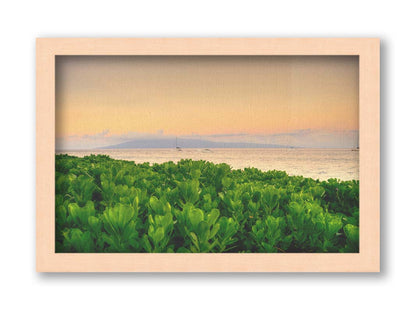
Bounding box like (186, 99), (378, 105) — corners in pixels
(36, 38), (380, 272)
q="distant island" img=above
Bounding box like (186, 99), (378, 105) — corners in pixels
(99, 138), (291, 149)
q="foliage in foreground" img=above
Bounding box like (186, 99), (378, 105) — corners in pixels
(55, 154), (359, 253)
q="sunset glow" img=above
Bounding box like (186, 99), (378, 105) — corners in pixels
(56, 56), (358, 148)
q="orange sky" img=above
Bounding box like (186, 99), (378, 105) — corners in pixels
(56, 56), (358, 138)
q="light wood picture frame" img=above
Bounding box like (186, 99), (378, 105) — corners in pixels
(36, 38), (380, 272)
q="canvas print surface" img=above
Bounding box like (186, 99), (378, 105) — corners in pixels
(55, 56), (359, 253)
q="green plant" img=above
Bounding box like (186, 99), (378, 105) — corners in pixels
(55, 154), (359, 253)
(343, 224), (359, 252)
(62, 228), (95, 252)
(175, 203), (220, 252)
(68, 201), (95, 227)
(102, 203), (140, 251)
(142, 197), (174, 252)
(252, 216), (292, 252)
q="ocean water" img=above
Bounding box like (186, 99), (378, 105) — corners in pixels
(57, 148), (359, 181)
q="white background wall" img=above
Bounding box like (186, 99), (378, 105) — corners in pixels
(0, 0), (411, 311)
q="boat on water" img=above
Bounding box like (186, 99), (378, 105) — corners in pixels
(176, 137), (182, 151)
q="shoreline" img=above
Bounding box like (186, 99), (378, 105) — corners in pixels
(56, 152), (359, 182)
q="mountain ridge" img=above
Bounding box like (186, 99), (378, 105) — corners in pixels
(98, 137), (291, 149)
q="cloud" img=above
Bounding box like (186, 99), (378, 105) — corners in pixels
(265, 129), (358, 148)
(270, 129), (312, 137)
(202, 132), (248, 138)
(56, 130), (171, 150)
(185, 129), (358, 148)
(81, 129), (110, 139)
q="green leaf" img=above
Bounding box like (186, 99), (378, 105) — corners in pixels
(153, 227), (165, 244)
(188, 208), (204, 229)
(206, 209), (220, 226)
